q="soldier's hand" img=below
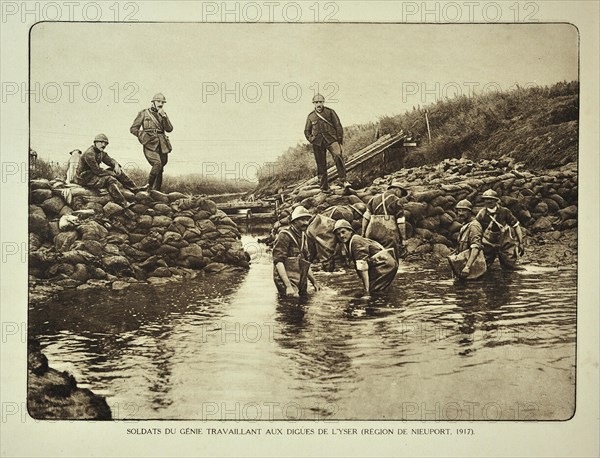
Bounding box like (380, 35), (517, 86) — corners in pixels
(285, 285), (299, 298)
(517, 243), (525, 256)
(158, 108), (166, 117)
(460, 265), (471, 278)
(114, 163), (122, 175)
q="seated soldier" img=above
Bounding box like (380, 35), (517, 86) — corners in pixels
(75, 134), (147, 208)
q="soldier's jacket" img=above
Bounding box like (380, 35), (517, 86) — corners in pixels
(304, 106), (343, 146)
(457, 219), (484, 253)
(75, 145), (118, 184)
(130, 108), (174, 153)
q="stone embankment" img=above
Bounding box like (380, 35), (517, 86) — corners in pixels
(273, 157), (578, 266)
(29, 180), (250, 302)
(28, 338), (112, 420)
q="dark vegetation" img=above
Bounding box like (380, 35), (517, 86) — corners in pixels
(256, 81), (578, 195)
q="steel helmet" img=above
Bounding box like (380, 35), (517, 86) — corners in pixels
(456, 199), (474, 212)
(387, 179), (409, 197)
(291, 206), (312, 221)
(312, 93), (325, 103)
(481, 189), (500, 200)
(333, 219), (354, 233)
(152, 93), (167, 103)
(94, 133), (109, 144)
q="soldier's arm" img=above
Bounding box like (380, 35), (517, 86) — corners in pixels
(101, 152), (119, 170)
(129, 110), (144, 136)
(161, 113), (173, 133)
(393, 198), (407, 241)
(304, 115), (313, 142)
(82, 150), (109, 176)
(331, 109), (343, 144)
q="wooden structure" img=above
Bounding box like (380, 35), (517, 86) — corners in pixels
(290, 132), (408, 193)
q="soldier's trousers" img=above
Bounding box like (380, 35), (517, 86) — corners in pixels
(144, 147), (169, 191)
(482, 238), (519, 270)
(312, 141), (346, 190)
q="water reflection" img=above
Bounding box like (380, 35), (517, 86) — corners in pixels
(29, 234), (576, 420)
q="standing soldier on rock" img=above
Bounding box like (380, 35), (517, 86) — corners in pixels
(304, 93), (350, 193)
(75, 134), (145, 208)
(272, 206), (320, 298)
(130, 93), (173, 192)
(476, 189), (525, 270)
(362, 180), (409, 259)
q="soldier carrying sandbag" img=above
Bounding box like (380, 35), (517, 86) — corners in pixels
(447, 199), (487, 280)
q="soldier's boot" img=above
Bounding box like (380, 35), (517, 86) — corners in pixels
(107, 182), (132, 209)
(154, 171), (163, 192)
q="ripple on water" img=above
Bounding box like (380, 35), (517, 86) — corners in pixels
(30, 235), (577, 420)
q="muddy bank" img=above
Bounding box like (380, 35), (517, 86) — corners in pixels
(29, 180), (251, 304)
(27, 339), (111, 420)
(269, 157), (577, 267)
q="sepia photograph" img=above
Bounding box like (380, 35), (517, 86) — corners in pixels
(26, 20), (579, 421)
(1, 1), (598, 457)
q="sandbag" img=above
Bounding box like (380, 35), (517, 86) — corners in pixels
(306, 214), (337, 261)
(447, 249), (487, 280)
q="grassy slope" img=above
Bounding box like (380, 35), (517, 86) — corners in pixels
(256, 81), (578, 195)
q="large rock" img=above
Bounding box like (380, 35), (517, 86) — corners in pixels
(101, 255), (133, 275)
(149, 190), (170, 203)
(41, 196), (66, 215)
(558, 205), (577, 220)
(531, 216), (554, 232)
(153, 203), (172, 215)
(30, 189), (53, 204)
(173, 216), (195, 228)
(152, 215), (172, 227)
(54, 232), (79, 252)
(103, 202), (124, 217)
(196, 219), (217, 233)
(78, 220), (109, 241)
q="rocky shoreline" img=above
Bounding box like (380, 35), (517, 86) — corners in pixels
(29, 181), (251, 305)
(27, 338), (112, 420)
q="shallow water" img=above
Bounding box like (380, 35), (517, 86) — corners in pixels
(30, 230), (576, 420)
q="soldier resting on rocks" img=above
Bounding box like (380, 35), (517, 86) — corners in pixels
(75, 134), (147, 209)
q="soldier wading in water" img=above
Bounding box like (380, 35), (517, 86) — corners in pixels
(272, 206), (320, 298)
(333, 219), (398, 298)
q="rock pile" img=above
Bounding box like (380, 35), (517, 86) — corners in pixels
(274, 157), (578, 262)
(28, 338), (112, 420)
(29, 180), (250, 292)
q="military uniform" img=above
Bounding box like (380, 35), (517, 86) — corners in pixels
(304, 106), (347, 190)
(272, 226), (312, 296)
(364, 191), (405, 257)
(476, 206), (521, 269)
(457, 219), (484, 253)
(344, 234), (398, 292)
(130, 107), (173, 191)
(75, 145), (136, 190)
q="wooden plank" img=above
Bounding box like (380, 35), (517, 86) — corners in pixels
(291, 134), (395, 191)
